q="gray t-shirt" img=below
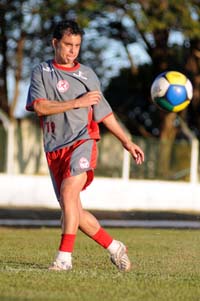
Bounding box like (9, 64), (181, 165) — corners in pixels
(26, 60), (112, 152)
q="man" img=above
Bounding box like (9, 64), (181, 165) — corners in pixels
(26, 20), (144, 272)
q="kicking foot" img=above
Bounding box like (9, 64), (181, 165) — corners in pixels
(110, 241), (131, 272)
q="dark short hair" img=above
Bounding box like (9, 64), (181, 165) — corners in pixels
(53, 20), (84, 40)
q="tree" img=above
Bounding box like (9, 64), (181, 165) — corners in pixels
(0, 0), (30, 172)
(86, 0), (200, 131)
(89, 0), (200, 177)
(0, 0), (79, 172)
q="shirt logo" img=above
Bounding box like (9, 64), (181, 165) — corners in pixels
(79, 157), (90, 169)
(56, 80), (69, 93)
(43, 66), (54, 72)
(73, 71), (88, 80)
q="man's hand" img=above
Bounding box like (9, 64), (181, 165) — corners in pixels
(75, 91), (101, 108)
(122, 141), (145, 165)
(102, 114), (145, 165)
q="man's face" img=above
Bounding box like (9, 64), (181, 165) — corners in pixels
(52, 33), (82, 67)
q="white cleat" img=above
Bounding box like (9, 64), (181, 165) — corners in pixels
(48, 260), (72, 271)
(110, 241), (131, 272)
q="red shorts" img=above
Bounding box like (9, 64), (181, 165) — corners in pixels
(46, 140), (97, 201)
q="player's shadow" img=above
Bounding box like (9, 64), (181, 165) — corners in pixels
(0, 260), (47, 270)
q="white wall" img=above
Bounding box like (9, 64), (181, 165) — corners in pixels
(0, 174), (200, 212)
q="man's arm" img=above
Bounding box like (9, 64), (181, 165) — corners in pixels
(33, 91), (101, 116)
(102, 113), (144, 165)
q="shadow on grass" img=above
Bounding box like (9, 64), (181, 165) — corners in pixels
(0, 260), (47, 271)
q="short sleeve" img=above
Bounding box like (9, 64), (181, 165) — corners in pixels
(26, 64), (47, 112)
(88, 70), (113, 122)
(93, 95), (113, 123)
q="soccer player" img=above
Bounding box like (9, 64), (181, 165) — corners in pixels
(26, 20), (144, 272)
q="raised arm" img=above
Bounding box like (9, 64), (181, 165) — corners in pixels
(102, 113), (145, 165)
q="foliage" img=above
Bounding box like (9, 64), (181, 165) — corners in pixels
(0, 227), (200, 301)
(81, 0), (200, 141)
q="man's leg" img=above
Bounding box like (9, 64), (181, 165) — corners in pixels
(49, 172), (87, 271)
(77, 197), (132, 271)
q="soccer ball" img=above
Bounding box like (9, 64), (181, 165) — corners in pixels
(150, 71), (193, 112)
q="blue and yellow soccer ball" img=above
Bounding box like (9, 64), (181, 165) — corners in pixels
(151, 71), (193, 112)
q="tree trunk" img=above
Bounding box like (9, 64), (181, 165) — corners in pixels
(0, 5), (9, 115)
(158, 112), (177, 178)
(10, 34), (26, 118)
(185, 38), (200, 133)
(0, 110), (15, 174)
(123, 43), (138, 75)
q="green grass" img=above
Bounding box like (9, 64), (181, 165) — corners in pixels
(0, 227), (200, 301)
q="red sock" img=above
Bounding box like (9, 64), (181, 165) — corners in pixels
(59, 234), (76, 252)
(92, 227), (113, 249)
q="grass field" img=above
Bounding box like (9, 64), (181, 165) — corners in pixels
(0, 227), (200, 301)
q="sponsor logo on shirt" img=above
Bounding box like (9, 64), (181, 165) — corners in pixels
(73, 71), (88, 80)
(56, 80), (70, 93)
(79, 157), (90, 169)
(43, 66), (54, 72)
